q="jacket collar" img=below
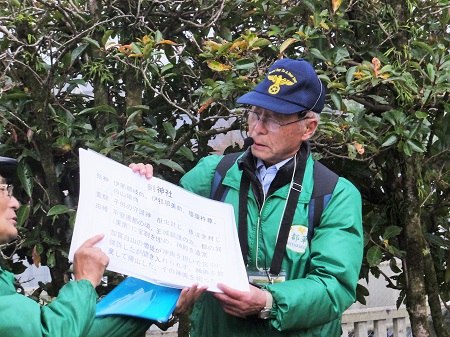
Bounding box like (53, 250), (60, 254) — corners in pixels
(237, 141), (311, 200)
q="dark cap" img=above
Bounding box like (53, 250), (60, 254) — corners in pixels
(0, 157), (18, 180)
(237, 58), (325, 114)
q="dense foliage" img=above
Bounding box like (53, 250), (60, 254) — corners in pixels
(0, 1), (449, 336)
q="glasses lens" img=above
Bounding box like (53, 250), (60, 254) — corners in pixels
(265, 118), (280, 132)
(247, 111), (258, 125)
(0, 184), (13, 197)
(247, 111), (282, 132)
(7, 185), (13, 197)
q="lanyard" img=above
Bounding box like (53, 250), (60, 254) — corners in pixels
(238, 143), (309, 276)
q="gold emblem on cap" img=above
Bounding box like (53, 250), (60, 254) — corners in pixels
(267, 68), (297, 95)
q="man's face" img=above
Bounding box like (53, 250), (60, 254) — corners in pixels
(0, 176), (20, 245)
(247, 106), (317, 166)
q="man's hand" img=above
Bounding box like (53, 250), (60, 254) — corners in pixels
(173, 284), (208, 315)
(212, 283), (267, 318)
(129, 163), (154, 179)
(73, 234), (109, 287)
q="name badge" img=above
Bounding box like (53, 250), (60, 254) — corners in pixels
(247, 270), (286, 287)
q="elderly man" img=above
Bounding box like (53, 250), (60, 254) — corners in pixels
(131, 58), (363, 337)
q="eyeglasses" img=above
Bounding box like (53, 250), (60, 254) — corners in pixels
(0, 184), (14, 197)
(245, 109), (312, 133)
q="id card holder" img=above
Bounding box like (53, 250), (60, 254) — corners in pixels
(247, 270), (286, 288)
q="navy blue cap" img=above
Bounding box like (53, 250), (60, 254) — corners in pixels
(0, 157), (17, 180)
(237, 58), (325, 114)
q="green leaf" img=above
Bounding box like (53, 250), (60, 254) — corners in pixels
(70, 44), (88, 66)
(383, 226), (402, 239)
(78, 105), (117, 115)
(402, 141), (412, 156)
(69, 211), (77, 229)
(163, 122), (176, 140)
(411, 41), (434, 56)
(406, 139), (425, 153)
(333, 47), (350, 65)
(0, 92), (30, 101)
(357, 283), (370, 296)
(161, 63), (174, 74)
(330, 90), (342, 110)
(382, 110), (405, 126)
(35, 243), (44, 255)
(389, 258), (402, 273)
(17, 162), (33, 198)
(127, 105), (149, 115)
(415, 111), (428, 119)
(207, 60), (231, 72)
(46, 249), (56, 268)
(155, 30), (163, 42)
(16, 204), (30, 227)
(346, 66), (357, 85)
(424, 232), (450, 249)
(82, 37), (100, 48)
(381, 134), (398, 147)
(309, 48), (327, 61)
(126, 110), (142, 125)
(157, 159), (185, 173)
(235, 59), (256, 70)
(387, 245), (405, 257)
(279, 38), (297, 54)
(130, 42), (142, 54)
(102, 30), (115, 47)
(61, 53), (71, 68)
(426, 63), (435, 82)
(252, 38), (271, 48)
(11, 261), (27, 275)
(367, 245), (383, 267)
(47, 204), (74, 216)
(367, 95), (389, 104)
(217, 42), (233, 55)
(177, 145), (194, 161)
(41, 231), (61, 245)
(347, 143), (357, 159)
(355, 283), (369, 305)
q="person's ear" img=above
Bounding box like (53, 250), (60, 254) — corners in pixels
(301, 119), (318, 140)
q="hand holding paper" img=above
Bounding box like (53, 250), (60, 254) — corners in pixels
(69, 149), (249, 293)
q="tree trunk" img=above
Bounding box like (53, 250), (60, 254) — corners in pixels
(424, 252), (450, 337)
(400, 155), (430, 337)
(16, 58), (70, 293)
(89, 0), (111, 134)
(125, 67), (144, 126)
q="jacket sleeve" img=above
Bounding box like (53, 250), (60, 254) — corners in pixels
(180, 154), (222, 196)
(267, 178), (363, 331)
(0, 270), (152, 337)
(1, 270), (99, 337)
(86, 315), (152, 337)
(39, 280), (97, 337)
(42, 279), (152, 337)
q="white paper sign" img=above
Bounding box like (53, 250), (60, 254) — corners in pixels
(69, 148), (249, 293)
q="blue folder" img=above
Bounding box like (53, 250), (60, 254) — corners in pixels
(96, 277), (181, 322)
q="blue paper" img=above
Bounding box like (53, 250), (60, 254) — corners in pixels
(96, 277), (181, 322)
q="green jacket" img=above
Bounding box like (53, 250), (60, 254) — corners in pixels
(180, 147), (363, 337)
(0, 267), (151, 337)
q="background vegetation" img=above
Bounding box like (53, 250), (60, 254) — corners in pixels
(0, 0), (449, 336)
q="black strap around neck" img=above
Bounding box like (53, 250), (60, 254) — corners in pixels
(238, 174), (251, 264)
(238, 143), (309, 275)
(269, 151), (307, 275)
